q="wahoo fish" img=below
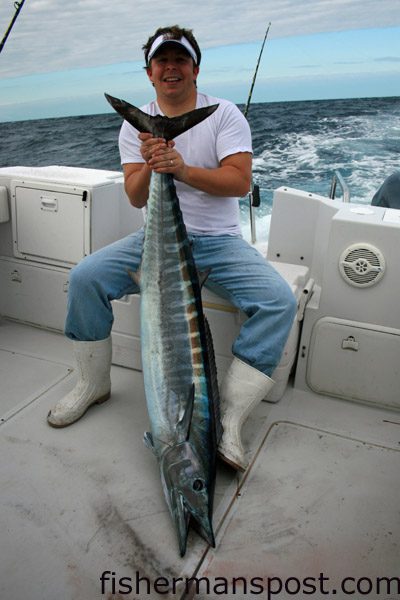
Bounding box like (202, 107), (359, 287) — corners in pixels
(105, 94), (222, 556)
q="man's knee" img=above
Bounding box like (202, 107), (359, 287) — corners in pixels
(275, 274), (297, 321)
(69, 257), (97, 295)
(253, 278), (297, 336)
(286, 288), (297, 322)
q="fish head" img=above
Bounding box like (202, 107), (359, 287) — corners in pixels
(160, 441), (214, 556)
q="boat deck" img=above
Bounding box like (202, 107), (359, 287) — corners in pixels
(1, 317), (399, 600)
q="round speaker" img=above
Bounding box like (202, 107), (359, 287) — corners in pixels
(339, 243), (385, 288)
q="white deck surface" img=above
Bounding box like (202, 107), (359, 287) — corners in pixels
(1, 318), (399, 600)
(200, 422), (400, 599)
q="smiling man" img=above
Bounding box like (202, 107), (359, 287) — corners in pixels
(47, 25), (296, 472)
(121, 26), (253, 216)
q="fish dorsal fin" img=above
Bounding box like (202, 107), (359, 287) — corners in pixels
(143, 431), (156, 454)
(198, 268), (211, 289)
(105, 93), (219, 141)
(204, 316), (223, 444)
(176, 384), (195, 443)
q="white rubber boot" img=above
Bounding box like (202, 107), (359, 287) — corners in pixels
(47, 337), (112, 428)
(218, 357), (274, 471)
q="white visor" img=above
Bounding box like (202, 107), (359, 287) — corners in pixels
(147, 34), (198, 65)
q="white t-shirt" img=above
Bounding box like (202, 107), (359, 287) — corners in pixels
(118, 92), (252, 235)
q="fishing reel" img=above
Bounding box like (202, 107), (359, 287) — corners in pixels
(250, 183), (261, 207)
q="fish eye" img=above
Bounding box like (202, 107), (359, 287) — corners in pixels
(192, 479), (204, 492)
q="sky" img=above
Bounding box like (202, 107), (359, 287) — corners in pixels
(0, 0), (399, 122)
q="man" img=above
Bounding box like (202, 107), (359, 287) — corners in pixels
(47, 25), (296, 471)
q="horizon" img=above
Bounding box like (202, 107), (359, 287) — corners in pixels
(1, 93), (399, 125)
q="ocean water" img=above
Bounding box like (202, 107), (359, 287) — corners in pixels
(1, 96), (399, 239)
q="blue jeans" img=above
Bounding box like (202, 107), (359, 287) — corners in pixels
(65, 229), (297, 377)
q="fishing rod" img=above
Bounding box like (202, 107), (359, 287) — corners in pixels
(244, 22), (271, 119)
(244, 23), (271, 243)
(0, 0), (26, 55)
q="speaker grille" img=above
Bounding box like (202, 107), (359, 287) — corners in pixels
(339, 244), (385, 288)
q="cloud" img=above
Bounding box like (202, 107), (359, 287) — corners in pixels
(334, 60), (364, 65)
(0, 0), (399, 78)
(374, 56), (400, 63)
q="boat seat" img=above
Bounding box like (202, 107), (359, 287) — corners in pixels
(201, 260), (312, 403)
(267, 261), (312, 401)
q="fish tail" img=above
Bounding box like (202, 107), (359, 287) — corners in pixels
(105, 93), (218, 141)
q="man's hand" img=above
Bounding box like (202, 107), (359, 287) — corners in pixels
(139, 132), (167, 163)
(141, 133), (187, 179)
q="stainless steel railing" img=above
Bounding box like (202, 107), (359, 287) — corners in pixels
(329, 170), (350, 202)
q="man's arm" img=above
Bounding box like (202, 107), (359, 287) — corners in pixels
(122, 134), (167, 208)
(175, 152), (252, 198)
(123, 162), (152, 208)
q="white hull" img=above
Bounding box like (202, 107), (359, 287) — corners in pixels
(0, 166), (399, 599)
